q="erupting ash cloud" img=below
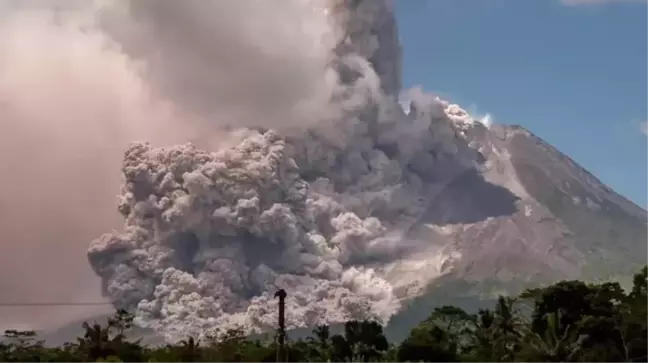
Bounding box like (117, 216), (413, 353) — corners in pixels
(1, 0), (487, 339)
(98, 1), (350, 135)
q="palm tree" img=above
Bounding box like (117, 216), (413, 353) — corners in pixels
(77, 322), (114, 361)
(491, 296), (525, 361)
(342, 320), (389, 362)
(177, 336), (201, 362)
(307, 325), (332, 361)
(468, 309), (497, 361)
(460, 296), (526, 361)
(520, 311), (584, 362)
(76, 310), (138, 362)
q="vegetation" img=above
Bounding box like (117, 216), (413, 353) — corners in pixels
(1, 266), (645, 362)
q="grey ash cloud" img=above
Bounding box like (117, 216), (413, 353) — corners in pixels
(0, 0), (501, 339)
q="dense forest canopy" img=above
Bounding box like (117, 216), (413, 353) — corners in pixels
(0, 266), (645, 362)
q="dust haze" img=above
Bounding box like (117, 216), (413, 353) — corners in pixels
(0, 0), (349, 330)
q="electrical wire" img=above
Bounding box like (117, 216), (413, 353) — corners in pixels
(0, 302), (112, 307)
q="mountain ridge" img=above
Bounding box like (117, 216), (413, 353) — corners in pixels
(381, 121), (646, 341)
(506, 124), (646, 216)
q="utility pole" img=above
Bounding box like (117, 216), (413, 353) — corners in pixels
(274, 289), (287, 363)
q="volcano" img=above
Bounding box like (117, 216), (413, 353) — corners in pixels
(79, 0), (647, 343)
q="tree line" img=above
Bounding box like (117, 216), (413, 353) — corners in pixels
(0, 266), (645, 362)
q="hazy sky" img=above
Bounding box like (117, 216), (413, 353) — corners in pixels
(0, 0), (346, 331)
(395, 0), (647, 208)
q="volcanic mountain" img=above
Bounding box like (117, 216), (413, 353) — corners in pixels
(395, 120), (646, 292)
(382, 120), (647, 340)
(42, 118), (646, 345)
(30, 0), (646, 344)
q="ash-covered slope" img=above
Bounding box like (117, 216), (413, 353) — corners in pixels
(83, 0), (647, 344)
(404, 123), (646, 289)
(504, 125), (647, 279)
(385, 123), (647, 341)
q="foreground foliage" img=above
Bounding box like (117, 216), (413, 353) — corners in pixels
(1, 266), (645, 362)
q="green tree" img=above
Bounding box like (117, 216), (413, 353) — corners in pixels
(0, 330), (48, 362)
(518, 311), (584, 362)
(520, 272), (645, 362)
(342, 320), (389, 362)
(618, 265), (647, 362)
(76, 309), (145, 362)
(490, 296), (525, 361)
(397, 322), (460, 362)
(177, 336), (202, 362)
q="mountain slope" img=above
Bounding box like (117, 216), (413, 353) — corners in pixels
(505, 125), (647, 279)
(385, 123), (647, 341)
(43, 121), (646, 346)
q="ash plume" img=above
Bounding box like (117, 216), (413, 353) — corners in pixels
(0, 0), (488, 339)
(0, 0), (365, 329)
(86, 0), (487, 342)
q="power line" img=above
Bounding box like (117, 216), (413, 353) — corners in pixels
(0, 302), (113, 307)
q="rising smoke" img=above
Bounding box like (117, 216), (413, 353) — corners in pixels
(0, 0), (486, 339)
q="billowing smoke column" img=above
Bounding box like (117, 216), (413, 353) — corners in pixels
(88, 0), (484, 342)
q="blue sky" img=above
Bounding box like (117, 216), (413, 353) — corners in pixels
(394, 0), (647, 209)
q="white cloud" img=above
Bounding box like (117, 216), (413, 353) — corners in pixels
(478, 113), (493, 129)
(561, 0), (646, 6)
(463, 103), (494, 129)
(640, 121), (648, 136)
